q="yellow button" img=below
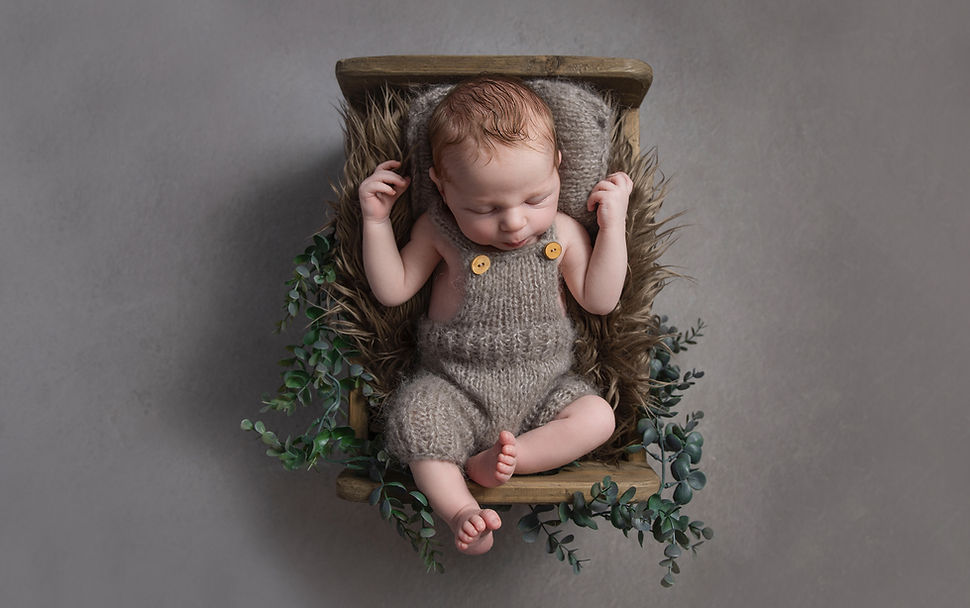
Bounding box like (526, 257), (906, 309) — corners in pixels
(471, 254), (491, 275)
(544, 241), (562, 260)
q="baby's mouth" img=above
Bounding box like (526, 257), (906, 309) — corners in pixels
(504, 236), (533, 249)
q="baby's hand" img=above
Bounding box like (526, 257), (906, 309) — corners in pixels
(359, 160), (411, 223)
(586, 172), (633, 231)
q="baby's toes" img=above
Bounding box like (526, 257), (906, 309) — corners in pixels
(457, 525), (476, 544)
(465, 514), (486, 536)
(482, 510), (502, 530)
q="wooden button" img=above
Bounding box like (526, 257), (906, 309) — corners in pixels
(544, 241), (562, 260)
(471, 254), (491, 275)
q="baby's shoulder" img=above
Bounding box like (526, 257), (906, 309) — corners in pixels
(410, 211), (441, 243)
(554, 212), (591, 246)
(413, 211), (458, 261)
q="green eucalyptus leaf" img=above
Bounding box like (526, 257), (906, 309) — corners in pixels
(558, 502), (571, 524)
(409, 491), (429, 507)
(664, 543), (682, 558)
(419, 527), (436, 538)
(675, 530), (689, 547)
(518, 512), (540, 532)
(610, 505), (624, 528)
(671, 454), (691, 481)
(283, 370), (309, 389)
(253, 421), (266, 434)
(673, 481), (693, 505)
(619, 487), (636, 504)
(521, 525), (540, 543)
(682, 442), (702, 464)
(368, 488), (381, 506)
(642, 426), (659, 445)
(240, 419), (253, 431)
(687, 471), (707, 490)
(702, 527), (714, 540)
(664, 432), (684, 451)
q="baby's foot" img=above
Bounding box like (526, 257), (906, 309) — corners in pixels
(466, 430), (517, 487)
(451, 507), (502, 555)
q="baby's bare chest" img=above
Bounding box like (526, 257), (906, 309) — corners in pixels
(426, 234), (567, 323)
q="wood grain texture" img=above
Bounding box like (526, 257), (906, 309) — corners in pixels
(336, 460), (660, 504)
(336, 55), (652, 109)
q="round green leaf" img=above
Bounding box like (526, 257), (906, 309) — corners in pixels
(673, 481), (693, 505)
(687, 471), (707, 490)
(682, 442), (702, 464)
(664, 432), (683, 451)
(686, 431), (703, 446)
(240, 419), (253, 431)
(671, 454), (691, 481)
(664, 543), (682, 558)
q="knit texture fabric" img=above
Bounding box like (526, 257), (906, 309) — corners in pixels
(381, 200), (599, 468)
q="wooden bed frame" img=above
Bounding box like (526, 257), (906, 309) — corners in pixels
(333, 55), (660, 504)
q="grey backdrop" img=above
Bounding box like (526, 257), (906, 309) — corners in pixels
(2, 1), (967, 606)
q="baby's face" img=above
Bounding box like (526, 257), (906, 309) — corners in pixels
(430, 139), (560, 251)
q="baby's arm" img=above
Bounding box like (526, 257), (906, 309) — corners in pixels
(359, 160), (442, 306)
(558, 172), (633, 315)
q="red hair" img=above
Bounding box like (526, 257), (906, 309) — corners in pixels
(428, 76), (559, 177)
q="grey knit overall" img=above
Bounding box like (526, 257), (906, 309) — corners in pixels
(383, 201), (599, 468)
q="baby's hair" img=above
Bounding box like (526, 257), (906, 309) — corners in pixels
(428, 76), (559, 178)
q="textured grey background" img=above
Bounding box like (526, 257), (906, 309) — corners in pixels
(2, 1), (967, 606)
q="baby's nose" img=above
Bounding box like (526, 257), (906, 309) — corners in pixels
(500, 209), (527, 231)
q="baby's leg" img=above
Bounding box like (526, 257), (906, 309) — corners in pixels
(514, 395), (616, 474)
(409, 459), (502, 555)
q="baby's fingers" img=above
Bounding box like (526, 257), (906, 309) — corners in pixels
(375, 159), (402, 171)
(606, 171), (634, 191)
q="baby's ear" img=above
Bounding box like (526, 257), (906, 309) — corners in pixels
(555, 150), (562, 168)
(429, 166), (445, 196)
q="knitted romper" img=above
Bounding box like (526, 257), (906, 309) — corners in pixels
(383, 202), (599, 468)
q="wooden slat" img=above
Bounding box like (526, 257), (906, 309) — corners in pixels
(336, 460), (659, 504)
(336, 55), (652, 110)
